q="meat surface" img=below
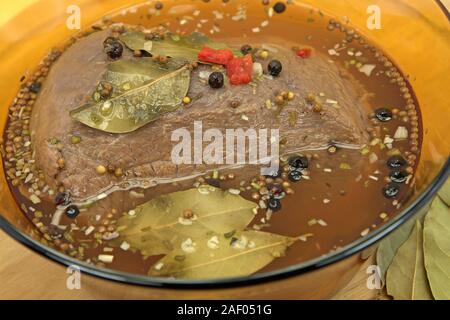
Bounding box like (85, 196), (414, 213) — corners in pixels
(31, 29), (371, 201)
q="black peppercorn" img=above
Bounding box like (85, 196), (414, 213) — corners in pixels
(289, 155), (309, 169)
(65, 205), (80, 219)
(383, 183), (400, 198)
(268, 197), (282, 212)
(375, 108), (393, 122)
(29, 82), (42, 93)
(208, 72), (225, 89)
(390, 170), (408, 183)
(268, 60), (283, 77)
(288, 169), (302, 182)
(273, 2), (287, 14)
(240, 44), (253, 55)
(54, 192), (71, 206)
(103, 37), (123, 60)
(387, 155), (407, 169)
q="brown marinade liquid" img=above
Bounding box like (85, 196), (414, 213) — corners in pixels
(1, 1), (422, 276)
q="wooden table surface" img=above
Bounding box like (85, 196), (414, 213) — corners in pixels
(0, 229), (385, 300)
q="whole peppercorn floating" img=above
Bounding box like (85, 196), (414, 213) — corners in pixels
(383, 183), (400, 199)
(208, 72), (225, 89)
(273, 2), (287, 14)
(268, 60), (283, 77)
(114, 167), (123, 178)
(268, 197), (282, 212)
(375, 108), (393, 122)
(390, 170), (408, 183)
(96, 165), (107, 175)
(230, 100), (241, 108)
(65, 205), (80, 219)
(103, 37), (123, 60)
(387, 155), (407, 169)
(182, 96), (191, 105)
(288, 170), (302, 182)
(240, 44), (253, 55)
(289, 155), (309, 169)
(54, 192), (71, 206)
(29, 82), (42, 93)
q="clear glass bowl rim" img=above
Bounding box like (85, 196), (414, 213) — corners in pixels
(0, 0), (448, 289)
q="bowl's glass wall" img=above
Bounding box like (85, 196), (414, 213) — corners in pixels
(0, 0), (449, 276)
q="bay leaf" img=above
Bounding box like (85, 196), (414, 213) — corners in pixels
(118, 31), (154, 53)
(376, 202), (429, 286)
(423, 196), (450, 300)
(438, 178), (450, 206)
(386, 221), (433, 300)
(148, 230), (295, 279)
(120, 31), (240, 64)
(117, 186), (257, 256)
(104, 58), (183, 94)
(70, 65), (190, 133)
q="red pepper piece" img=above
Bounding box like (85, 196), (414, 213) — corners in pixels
(198, 46), (234, 65)
(296, 48), (312, 59)
(226, 54), (253, 85)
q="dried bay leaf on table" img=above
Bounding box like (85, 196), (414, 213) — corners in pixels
(117, 186), (257, 256)
(438, 178), (450, 206)
(386, 221), (433, 300)
(376, 199), (430, 286)
(148, 230), (295, 279)
(423, 196), (450, 300)
(70, 65), (190, 133)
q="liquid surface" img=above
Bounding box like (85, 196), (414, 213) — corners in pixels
(1, 0), (422, 279)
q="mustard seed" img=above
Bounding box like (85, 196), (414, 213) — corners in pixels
(96, 165), (107, 175)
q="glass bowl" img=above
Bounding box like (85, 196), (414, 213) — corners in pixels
(0, 0), (449, 299)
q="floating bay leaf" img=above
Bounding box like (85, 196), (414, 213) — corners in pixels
(376, 202), (430, 286)
(120, 31), (240, 64)
(104, 58), (183, 94)
(70, 65), (190, 133)
(117, 186), (257, 256)
(148, 230), (295, 279)
(423, 196), (450, 300)
(386, 221), (433, 300)
(438, 178), (450, 206)
(119, 31), (154, 52)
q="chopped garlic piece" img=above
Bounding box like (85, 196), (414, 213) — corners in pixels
(181, 238), (197, 253)
(253, 63), (263, 77)
(98, 254), (114, 263)
(154, 262), (164, 271)
(29, 194), (41, 204)
(369, 153), (379, 164)
(231, 235), (249, 250)
(120, 241), (130, 251)
(207, 236), (220, 250)
(228, 188), (241, 195)
(394, 126), (408, 140)
(359, 64), (376, 76)
(85, 226), (95, 236)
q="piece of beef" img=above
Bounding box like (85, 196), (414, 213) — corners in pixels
(31, 29), (370, 202)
